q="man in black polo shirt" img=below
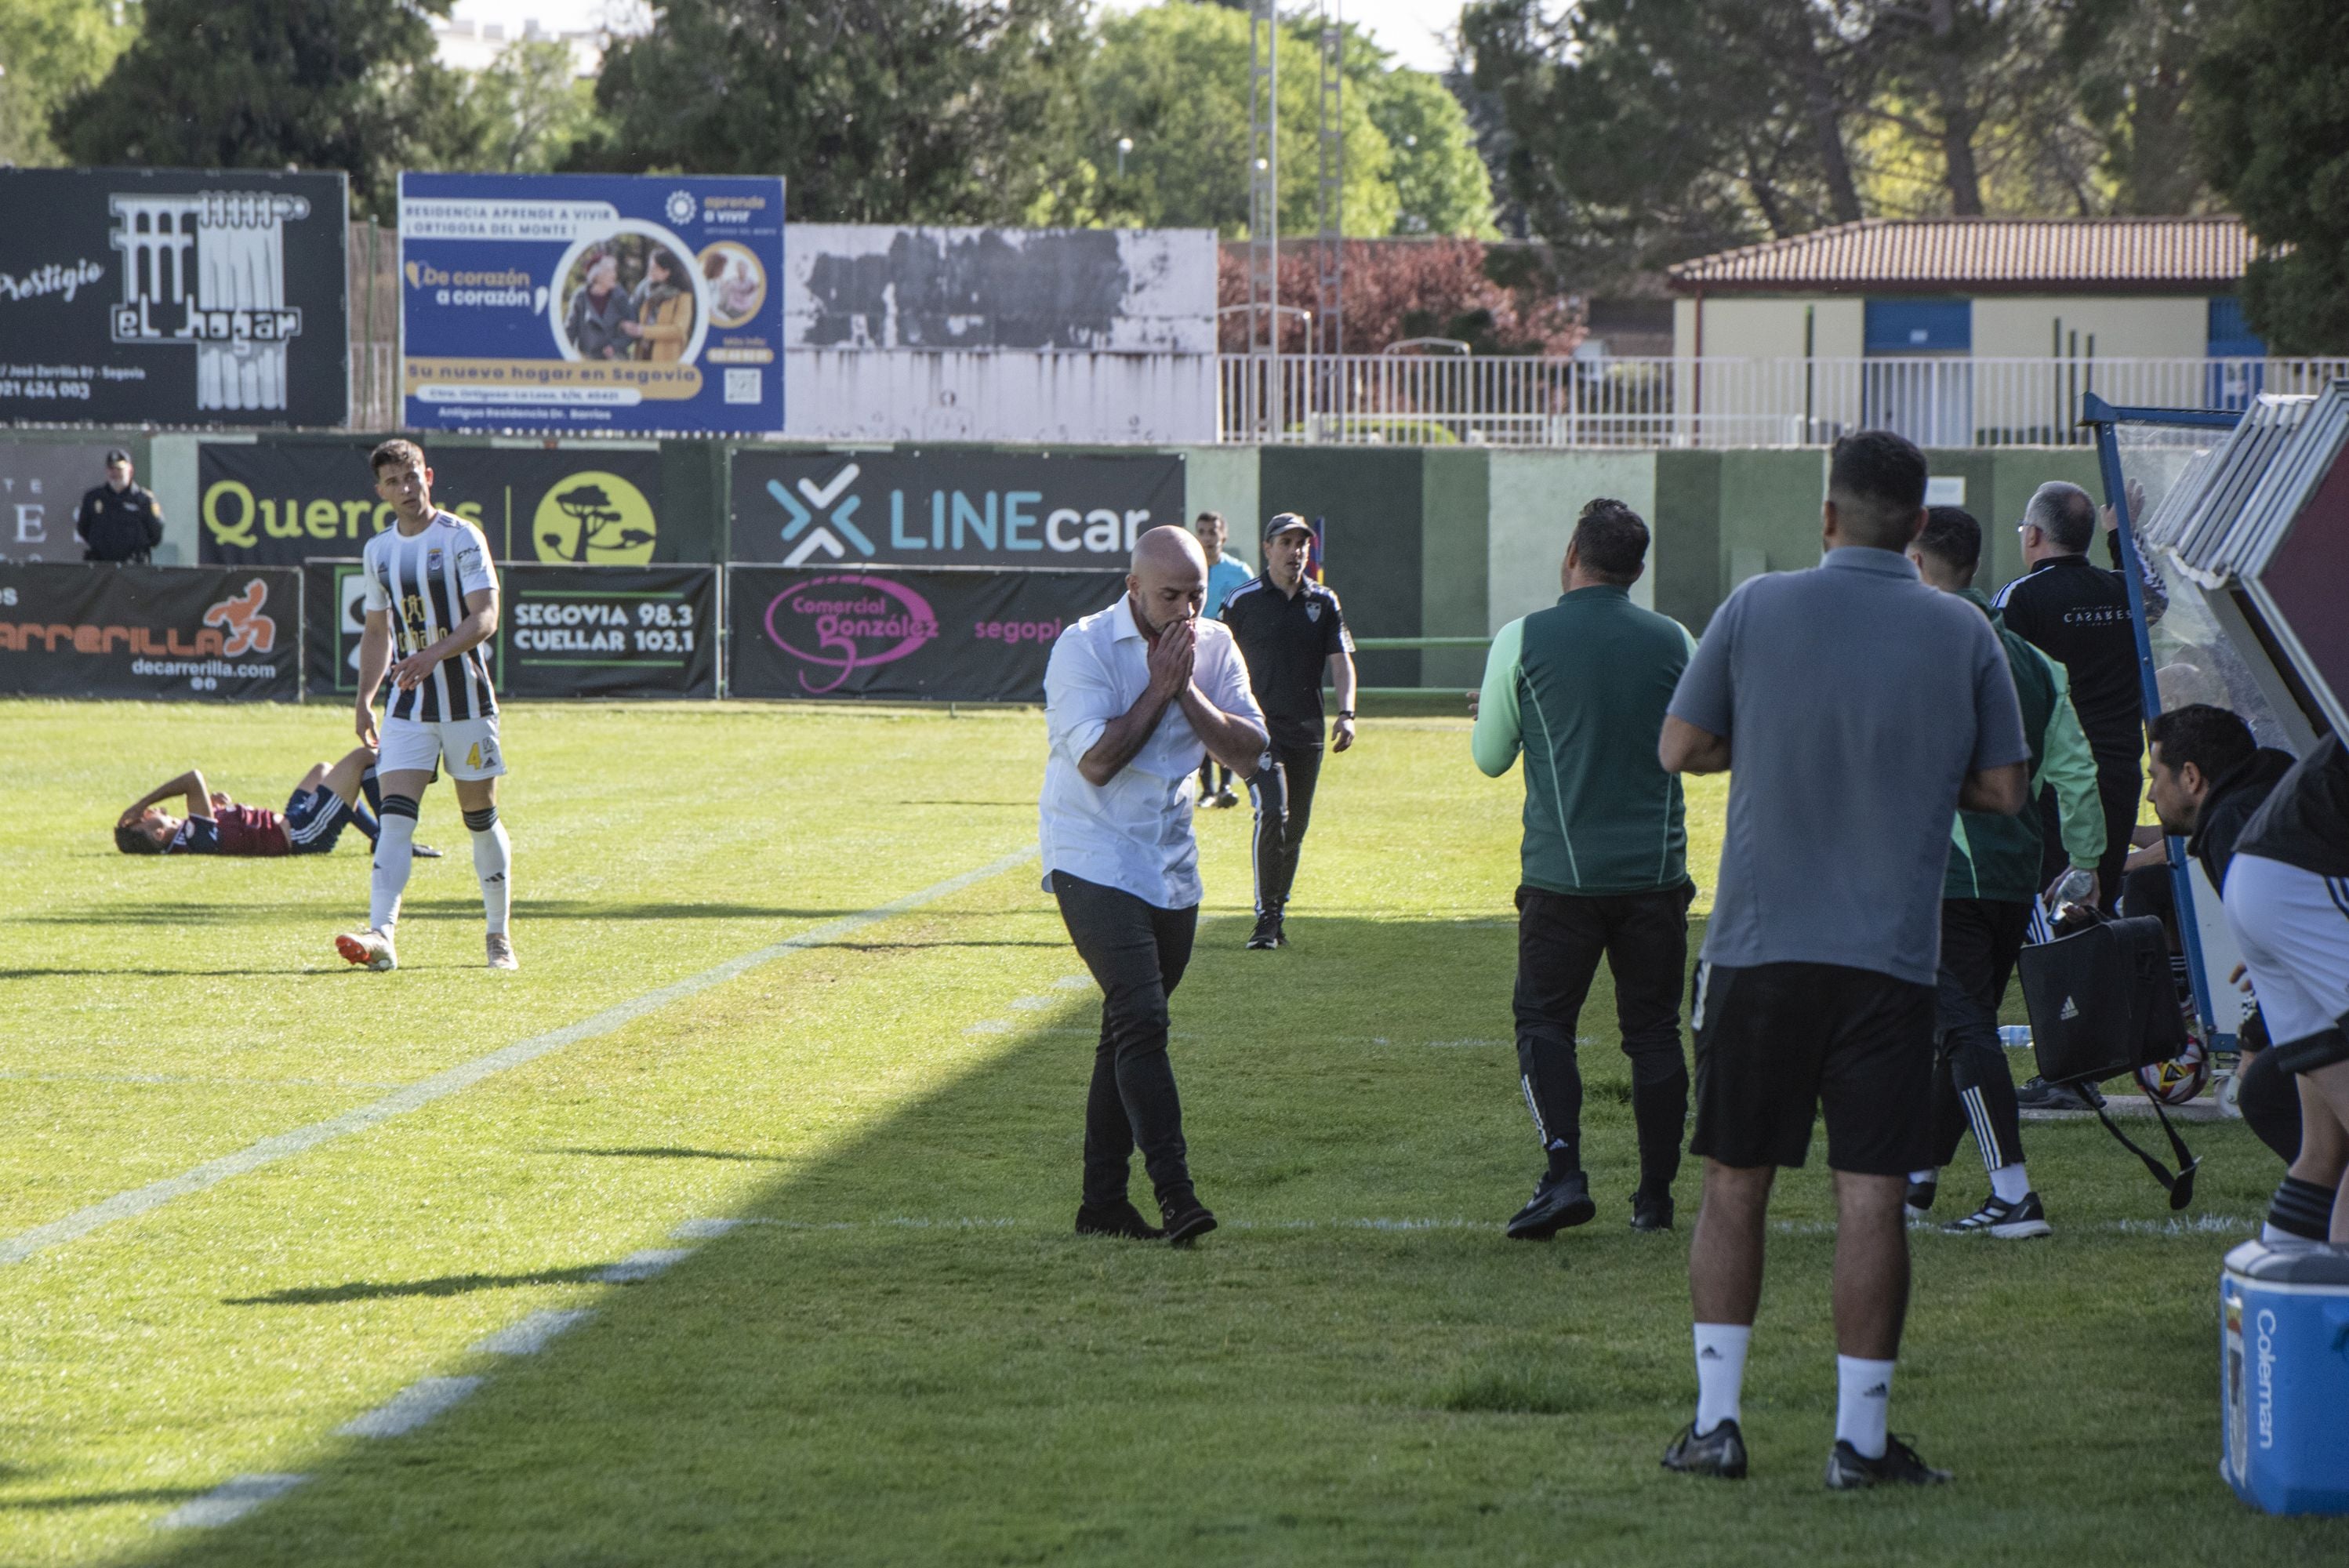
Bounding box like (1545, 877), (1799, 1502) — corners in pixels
(1992, 481), (2161, 906)
(74, 448), (165, 564)
(1219, 514), (1356, 950)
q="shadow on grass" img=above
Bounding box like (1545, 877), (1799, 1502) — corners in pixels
(223, 1266), (615, 1307)
(0, 1488), (206, 1512)
(542, 1147), (787, 1163)
(15, 899), (874, 927)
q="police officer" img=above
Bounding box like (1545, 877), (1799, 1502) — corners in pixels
(1218, 514), (1356, 950)
(74, 449), (164, 564)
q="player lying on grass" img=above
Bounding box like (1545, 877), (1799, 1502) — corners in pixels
(114, 746), (443, 859)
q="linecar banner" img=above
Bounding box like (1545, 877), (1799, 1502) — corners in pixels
(0, 169), (349, 426)
(729, 449), (1184, 568)
(729, 565), (1124, 702)
(400, 172), (785, 435)
(201, 440), (666, 566)
(0, 563), (300, 701)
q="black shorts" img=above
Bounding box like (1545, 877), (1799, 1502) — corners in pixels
(1689, 960), (1937, 1176)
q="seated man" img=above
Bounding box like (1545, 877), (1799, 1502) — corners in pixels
(114, 746), (441, 858)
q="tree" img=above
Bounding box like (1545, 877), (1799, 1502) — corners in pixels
(2054, 0), (2227, 215)
(1360, 64), (1500, 237)
(2196, 0), (2349, 351)
(0, 0), (136, 166)
(49, 0), (450, 215)
(423, 38), (601, 174)
(576, 0), (1091, 226)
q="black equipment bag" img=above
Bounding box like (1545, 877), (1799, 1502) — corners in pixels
(2017, 913), (2200, 1210)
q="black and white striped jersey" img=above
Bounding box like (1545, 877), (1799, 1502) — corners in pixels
(361, 510), (499, 723)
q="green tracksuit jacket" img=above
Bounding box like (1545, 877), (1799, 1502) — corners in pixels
(1471, 585), (1696, 896)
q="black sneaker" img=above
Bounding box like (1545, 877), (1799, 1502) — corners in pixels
(1247, 914), (1281, 951)
(1943, 1190), (2051, 1239)
(1273, 916), (1289, 948)
(1904, 1178), (1937, 1221)
(1160, 1198), (1218, 1247)
(1661, 1417), (1748, 1479)
(1824, 1433), (1951, 1490)
(1212, 788), (1240, 808)
(412, 843), (445, 859)
(2017, 1076), (2103, 1116)
(1505, 1170), (1595, 1240)
(1074, 1200), (1165, 1240)
(1629, 1188), (1675, 1232)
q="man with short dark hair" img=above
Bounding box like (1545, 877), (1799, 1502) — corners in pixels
(1657, 430), (2029, 1489)
(1193, 510), (1252, 810)
(74, 448), (163, 564)
(1995, 480), (2160, 906)
(1903, 506), (2104, 1240)
(1219, 514), (1356, 950)
(1472, 497), (1697, 1240)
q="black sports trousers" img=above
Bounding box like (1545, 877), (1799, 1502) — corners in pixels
(1196, 757), (1233, 797)
(2039, 760), (2142, 909)
(1248, 741), (1323, 918)
(1926, 898), (2033, 1176)
(1050, 870), (1200, 1212)
(1513, 884), (1692, 1193)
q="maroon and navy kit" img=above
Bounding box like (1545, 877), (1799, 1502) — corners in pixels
(166, 804), (293, 857)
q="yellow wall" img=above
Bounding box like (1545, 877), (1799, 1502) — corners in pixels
(1672, 297), (1864, 360)
(1972, 296), (2209, 360)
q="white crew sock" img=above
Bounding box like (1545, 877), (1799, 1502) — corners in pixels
(1693, 1323), (1751, 1436)
(1909, 1168), (1937, 1187)
(468, 812), (511, 938)
(1988, 1162), (2031, 1205)
(369, 806), (416, 933)
(1835, 1355), (1895, 1460)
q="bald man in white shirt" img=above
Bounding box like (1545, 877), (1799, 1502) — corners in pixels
(1041, 526), (1268, 1246)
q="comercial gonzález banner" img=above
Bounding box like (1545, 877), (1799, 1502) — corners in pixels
(399, 172), (784, 435)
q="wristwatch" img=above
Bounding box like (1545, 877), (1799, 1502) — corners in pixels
(1336, 710), (1355, 720)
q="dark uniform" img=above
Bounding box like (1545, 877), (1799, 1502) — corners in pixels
(1219, 573), (1352, 931)
(75, 482), (164, 564)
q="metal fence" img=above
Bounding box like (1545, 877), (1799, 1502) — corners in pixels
(1215, 353), (2349, 450)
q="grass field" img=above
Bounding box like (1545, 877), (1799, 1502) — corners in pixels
(0, 698), (2340, 1566)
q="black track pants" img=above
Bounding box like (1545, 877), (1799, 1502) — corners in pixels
(1248, 741), (1324, 918)
(1927, 897), (2033, 1174)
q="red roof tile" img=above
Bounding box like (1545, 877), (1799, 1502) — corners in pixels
(1667, 217), (2255, 294)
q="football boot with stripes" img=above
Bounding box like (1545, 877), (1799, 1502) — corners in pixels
(1824, 1433), (1951, 1490)
(335, 928), (397, 972)
(1944, 1191), (2051, 1239)
(1661, 1417), (1748, 1479)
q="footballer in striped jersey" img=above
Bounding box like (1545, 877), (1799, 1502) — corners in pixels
(335, 439), (517, 973)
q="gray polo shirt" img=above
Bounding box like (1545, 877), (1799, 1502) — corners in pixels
(1668, 546), (2030, 987)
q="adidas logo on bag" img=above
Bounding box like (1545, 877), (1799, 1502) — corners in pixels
(2059, 995), (2080, 1021)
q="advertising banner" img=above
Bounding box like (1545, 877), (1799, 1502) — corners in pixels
(399, 172), (785, 435)
(729, 565), (1122, 702)
(0, 563), (300, 701)
(729, 449), (1183, 569)
(0, 169), (349, 426)
(2, 441), (120, 561)
(200, 440), (666, 567)
(307, 559), (716, 700)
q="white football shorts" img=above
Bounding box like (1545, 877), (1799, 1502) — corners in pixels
(2224, 852), (2349, 1047)
(378, 714), (507, 782)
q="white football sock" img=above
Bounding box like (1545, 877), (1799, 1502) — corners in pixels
(1835, 1355), (1895, 1460)
(369, 807), (416, 933)
(1693, 1323), (1751, 1436)
(469, 816), (511, 937)
(1989, 1162), (2031, 1205)
(1909, 1169), (1937, 1187)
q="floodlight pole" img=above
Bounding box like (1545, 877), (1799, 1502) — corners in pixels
(1247, 0), (1280, 427)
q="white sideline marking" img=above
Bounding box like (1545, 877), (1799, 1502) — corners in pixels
(335, 1376), (484, 1439)
(670, 1217), (744, 1240)
(962, 1019), (1015, 1036)
(470, 1308), (595, 1356)
(1053, 975), (1093, 990)
(1426, 1039), (1506, 1049)
(1007, 995), (1059, 1011)
(154, 1472), (307, 1530)
(0, 845), (1039, 1268)
(597, 1248), (691, 1283)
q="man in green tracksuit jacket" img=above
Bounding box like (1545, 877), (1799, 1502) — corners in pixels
(1906, 506), (2105, 1239)
(1472, 498), (1699, 1240)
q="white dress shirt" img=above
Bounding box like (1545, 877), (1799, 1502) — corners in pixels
(1040, 593), (1265, 909)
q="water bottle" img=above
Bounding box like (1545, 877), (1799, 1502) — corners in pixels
(2052, 867), (2096, 908)
(1999, 1025), (2033, 1050)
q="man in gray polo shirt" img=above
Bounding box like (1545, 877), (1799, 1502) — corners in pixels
(1656, 430), (2029, 1490)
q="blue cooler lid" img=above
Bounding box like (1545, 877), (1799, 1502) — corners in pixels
(2224, 1239), (2349, 1285)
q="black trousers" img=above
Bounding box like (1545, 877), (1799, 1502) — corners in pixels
(2038, 758), (2142, 909)
(1248, 740), (1324, 918)
(1927, 897), (2032, 1175)
(1051, 870), (1199, 1211)
(1512, 884), (1692, 1192)
(1196, 756), (1232, 797)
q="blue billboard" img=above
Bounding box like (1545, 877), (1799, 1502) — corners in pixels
(398, 172), (784, 435)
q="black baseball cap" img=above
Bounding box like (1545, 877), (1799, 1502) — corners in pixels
(104, 447), (131, 465)
(1264, 513), (1313, 542)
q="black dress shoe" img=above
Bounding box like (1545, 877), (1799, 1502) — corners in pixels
(1505, 1170), (1595, 1240)
(1629, 1188), (1675, 1232)
(1661, 1417), (1748, 1479)
(1160, 1198), (1218, 1247)
(1074, 1200), (1165, 1240)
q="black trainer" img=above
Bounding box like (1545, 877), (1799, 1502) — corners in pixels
(1505, 1170), (1595, 1240)
(1247, 914), (1281, 951)
(1661, 1417), (1748, 1479)
(2017, 1075), (2103, 1115)
(1160, 1197), (1218, 1247)
(1943, 1190), (2052, 1239)
(1074, 1200), (1165, 1240)
(1824, 1433), (1951, 1490)
(1629, 1188), (1674, 1232)
(1903, 1177), (1937, 1221)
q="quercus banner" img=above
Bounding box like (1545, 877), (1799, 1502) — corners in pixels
(0, 563), (300, 701)
(728, 564), (1124, 702)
